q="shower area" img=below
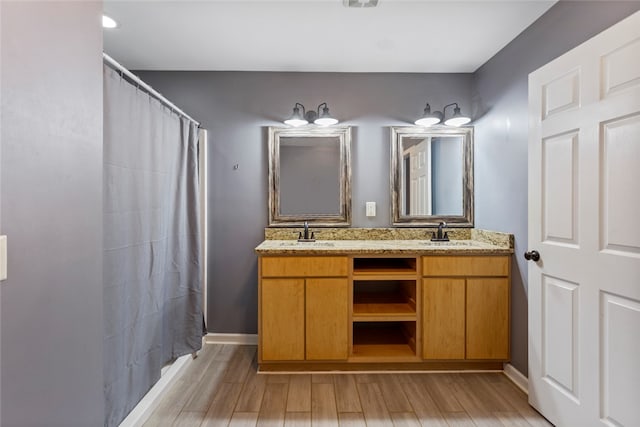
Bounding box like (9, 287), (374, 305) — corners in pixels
(102, 54), (207, 427)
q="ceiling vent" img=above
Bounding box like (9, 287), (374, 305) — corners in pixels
(343, 0), (379, 8)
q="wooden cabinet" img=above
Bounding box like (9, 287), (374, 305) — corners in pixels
(259, 256), (349, 362)
(258, 251), (511, 368)
(422, 256), (510, 361)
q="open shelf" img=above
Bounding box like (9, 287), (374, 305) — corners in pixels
(351, 322), (417, 361)
(352, 257), (417, 279)
(353, 281), (416, 321)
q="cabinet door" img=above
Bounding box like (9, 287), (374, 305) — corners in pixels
(306, 278), (349, 360)
(422, 278), (466, 359)
(466, 278), (509, 360)
(261, 278), (305, 361)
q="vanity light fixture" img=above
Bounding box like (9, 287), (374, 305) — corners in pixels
(415, 102), (471, 127)
(284, 102), (339, 127)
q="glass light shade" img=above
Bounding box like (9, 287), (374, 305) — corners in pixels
(415, 103), (442, 126)
(415, 116), (441, 126)
(314, 106), (338, 126)
(284, 106), (308, 127)
(444, 115), (471, 126)
(314, 117), (339, 126)
(284, 118), (308, 126)
(102, 15), (118, 29)
(444, 106), (471, 126)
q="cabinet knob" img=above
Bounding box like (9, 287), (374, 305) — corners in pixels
(524, 250), (540, 262)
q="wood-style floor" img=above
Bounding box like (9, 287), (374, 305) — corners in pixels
(143, 344), (552, 427)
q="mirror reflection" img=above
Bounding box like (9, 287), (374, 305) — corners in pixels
(279, 136), (341, 215)
(268, 126), (351, 226)
(391, 126), (473, 227)
(401, 135), (463, 216)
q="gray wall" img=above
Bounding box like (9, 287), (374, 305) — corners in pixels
(0, 2), (104, 425)
(471, 1), (640, 375)
(134, 71), (471, 334)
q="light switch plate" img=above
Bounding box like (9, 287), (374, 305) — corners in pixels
(366, 202), (376, 217)
(0, 235), (7, 281)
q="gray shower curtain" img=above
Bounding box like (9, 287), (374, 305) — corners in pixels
(102, 65), (203, 427)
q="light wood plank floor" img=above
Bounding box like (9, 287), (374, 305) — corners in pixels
(143, 344), (552, 427)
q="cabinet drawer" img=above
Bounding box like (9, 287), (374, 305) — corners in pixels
(261, 256), (348, 277)
(422, 256), (509, 277)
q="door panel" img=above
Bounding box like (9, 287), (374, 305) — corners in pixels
(261, 256), (349, 277)
(542, 69), (580, 119)
(542, 131), (579, 245)
(601, 37), (640, 98)
(422, 255), (509, 277)
(600, 113), (640, 254)
(466, 278), (509, 360)
(305, 278), (349, 360)
(422, 278), (465, 360)
(261, 278), (305, 361)
(528, 11), (640, 426)
(600, 293), (640, 427)
(541, 275), (579, 401)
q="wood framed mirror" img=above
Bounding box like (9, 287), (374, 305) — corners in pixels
(390, 126), (474, 227)
(268, 126), (352, 226)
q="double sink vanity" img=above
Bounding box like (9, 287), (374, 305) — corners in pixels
(258, 124), (512, 371)
(255, 228), (513, 372)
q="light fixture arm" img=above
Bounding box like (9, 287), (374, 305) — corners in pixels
(316, 102), (329, 115)
(293, 102), (306, 116)
(442, 102), (459, 117)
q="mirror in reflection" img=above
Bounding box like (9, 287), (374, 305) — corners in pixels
(391, 126), (473, 227)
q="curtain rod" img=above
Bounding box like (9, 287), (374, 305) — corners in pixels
(102, 53), (200, 126)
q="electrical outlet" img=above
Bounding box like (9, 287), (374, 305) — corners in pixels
(0, 236), (7, 281)
(366, 202), (376, 217)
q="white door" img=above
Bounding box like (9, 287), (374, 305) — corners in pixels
(528, 11), (640, 427)
(407, 138), (432, 216)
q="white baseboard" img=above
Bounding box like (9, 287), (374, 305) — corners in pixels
(503, 363), (528, 394)
(204, 333), (258, 345)
(118, 352), (194, 427)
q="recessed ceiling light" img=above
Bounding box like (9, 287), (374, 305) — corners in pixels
(102, 15), (118, 29)
(343, 0), (379, 7)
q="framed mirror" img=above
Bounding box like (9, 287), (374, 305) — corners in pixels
(390, 126), (474, 227)
(268, 126), (352, 226)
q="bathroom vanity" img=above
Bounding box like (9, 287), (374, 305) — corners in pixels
(255, 229), (513, 371)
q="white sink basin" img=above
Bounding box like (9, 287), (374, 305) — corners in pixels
(277, 241), (336, 247)
(420, 240), (477, 247)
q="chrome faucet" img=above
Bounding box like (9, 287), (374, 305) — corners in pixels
(431, 221), (450, 242)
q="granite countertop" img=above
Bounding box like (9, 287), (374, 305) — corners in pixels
(254, 239), (513, 256)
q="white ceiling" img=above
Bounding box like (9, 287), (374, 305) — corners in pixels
(103, 0), (556, 73)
